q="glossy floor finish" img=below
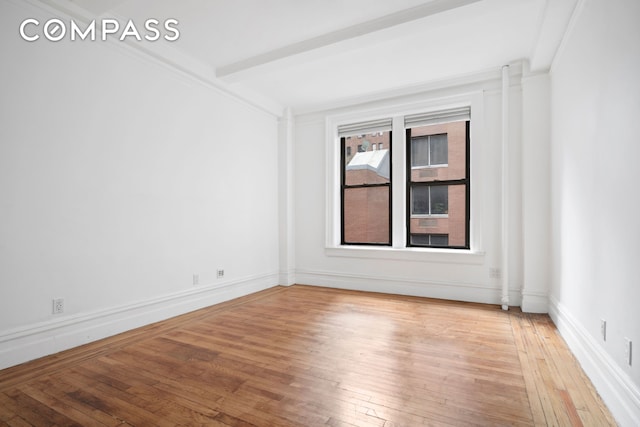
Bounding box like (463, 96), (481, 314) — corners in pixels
(0, 285), (616, 426)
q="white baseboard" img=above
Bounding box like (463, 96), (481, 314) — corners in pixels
(521, 291), (549, 313)
(296, 269), (522, 306)
(0, 273), (279, 371)
(278, 269), (296, 286)
(549, 296), (640, 427)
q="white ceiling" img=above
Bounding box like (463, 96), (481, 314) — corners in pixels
(54, 0), (578, 114)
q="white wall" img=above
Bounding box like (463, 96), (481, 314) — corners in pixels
(549, 0), (640, 424)
(293, 75), (532, 307)
(0, 0), (280, 368)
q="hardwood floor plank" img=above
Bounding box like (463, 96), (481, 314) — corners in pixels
(4, 417), (31, 427)
(4, 388), (83, 426)
(34, 376), (128, 426)
(0, 285), (616, 426)
(16, 383), (111, 427)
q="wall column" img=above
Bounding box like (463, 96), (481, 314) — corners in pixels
(520, 69), (550, 313)
(278, 108), (296, 285)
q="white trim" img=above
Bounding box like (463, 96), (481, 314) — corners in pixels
(0, 273), (279, 370)
(520, 291), (548, 313)
(549, 296), (640, 427)
(411, 164), (449, 170)
(278, 270), (296, 286)
(296, 269), (520, 307)
(325, 246), (484, 264)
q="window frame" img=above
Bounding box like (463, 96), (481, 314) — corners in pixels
(340, 131), (393, 246)
(405, 121), (470, 250)
(325, 93), (484, 261)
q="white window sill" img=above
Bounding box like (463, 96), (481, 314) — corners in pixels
(411, 164), (448, 169)
(325, 246), (485, 265)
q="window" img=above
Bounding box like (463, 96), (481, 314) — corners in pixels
(411, 134), (448, 167)
(339, 119), (392, 245)
(406, 115), (469, 249)
(336, 107), (469, 250)
(410, 233), (449, 247)
(411, 185), (448, 216)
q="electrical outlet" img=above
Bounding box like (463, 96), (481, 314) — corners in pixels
(217, 269), (224, 279)
(52, 298), (64, 314)
(193, 274), (199, 286)
(489, 268), (501, 279)
(600, 319), (607, 341)
(624, 338), (632, 366)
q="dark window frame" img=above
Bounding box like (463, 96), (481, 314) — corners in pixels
(340, 132), (393, 246)
(406, 121), (470, 250)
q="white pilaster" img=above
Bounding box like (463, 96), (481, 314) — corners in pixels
(278, 108), (296, 285)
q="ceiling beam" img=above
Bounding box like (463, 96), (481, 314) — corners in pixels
(216, 0), (482, 80)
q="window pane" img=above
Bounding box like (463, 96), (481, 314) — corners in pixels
(410, 234), (431, 245)
(411, 136), (429, 167)
(430, 134), (448, 165)
(411, 185), (448, 215)
(408, 184), (467, 247)
(411, 186), (430, 215)
(409, 122), (466, 182)
(343, 187), (390, 244)
(429, 234), (449, 246)
(410, 234), (449, 246)
(344, 131), (391, 186)
(430, 185), (448, 214)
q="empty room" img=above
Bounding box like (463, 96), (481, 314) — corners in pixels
(1, 0), (638, 425)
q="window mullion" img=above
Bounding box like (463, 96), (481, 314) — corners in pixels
(391, 115), (406, 248)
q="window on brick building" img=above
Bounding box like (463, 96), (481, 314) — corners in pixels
(411, 134), (448, 167)
(411, 185), (448, 216)
(410, 233), (449, 247)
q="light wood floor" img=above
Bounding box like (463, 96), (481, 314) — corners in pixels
(0, 285), (616, 426)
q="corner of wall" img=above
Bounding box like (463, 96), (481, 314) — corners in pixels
(549, 296), (640, 426)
